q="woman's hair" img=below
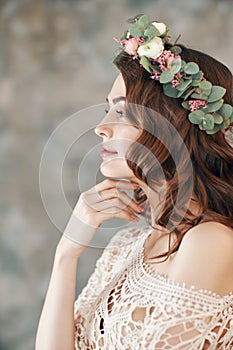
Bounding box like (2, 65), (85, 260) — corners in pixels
(115, 43), (233, 260)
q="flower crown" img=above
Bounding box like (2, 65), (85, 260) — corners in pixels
(114, 14), (233, 135)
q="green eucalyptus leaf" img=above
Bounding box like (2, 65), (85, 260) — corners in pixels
(170, 45), (182, 55)
(192, 71), (203, 80)
(127, 14), (144, 23)
(188, 110), (204, 124)
(206, 125), (221, 134)
(192, 80), (202, 87)
(151, 65), (161, 73)
(213, 112), (224, 124)
(184, 62), (199, 75)
(170, 58), (182, 74)
(134, 14), (145, 20)
(127, 17), (136, 24)
(177, 90), (186, 98)
(160, 70), (174, 84)
(129, 24), (145, 37)
(218, 122), (225, 130)
(206, 99), (224, 113)
(183, 88), (196, 100)
(138, 14), (149, 28)
(181, 101), (191, 110)
(207, 86), (226, 103)
(204, 114), (215, 130)
(144, 24), (160, 39)
(219, 104), (232, 120)
(180, 60), (186, 72)
(191, 92), (209, 101)
(199, 81), (212, 91)
(198, 122), (205, 130)
(140, 56), (152, 73)
(191, 93), (201, 99)
(163, 83), (180, 98)
(200, 89), (211, 97)
(199, 93), (209, 101)
(176, 79), (192, 91)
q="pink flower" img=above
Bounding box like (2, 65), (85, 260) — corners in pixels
(115, 37), (144, 56)
(171, 79), (180, 88)
(151, 71), (161, 80)
(189, 100), (208, 112)
(154, 50), (181, 72)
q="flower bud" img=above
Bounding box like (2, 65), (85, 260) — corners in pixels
(152, 22), (167, 36)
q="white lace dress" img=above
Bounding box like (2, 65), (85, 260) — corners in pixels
(74, 226), (233, 349)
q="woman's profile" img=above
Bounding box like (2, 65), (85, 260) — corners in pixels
(35, 14), (233, 349)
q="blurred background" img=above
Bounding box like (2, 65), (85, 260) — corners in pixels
(0, 0), (232, 349)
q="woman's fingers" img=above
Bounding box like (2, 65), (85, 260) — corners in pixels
(117, 190), (144, 213)
(92, 186), (143, 212)
(93, 178), (138, 194)
(95, 198), (135, 214)
(94, 197), (142, 222)
(76, 179), (144, 227)
(97, 204), (140, 222)
(102, 189), (143, 213)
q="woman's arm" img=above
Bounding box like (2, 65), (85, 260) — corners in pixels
(35, 247), (79, 350)
(35, 179), (141, 350)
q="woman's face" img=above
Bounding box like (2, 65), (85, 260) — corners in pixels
(95, 73), (141, 179)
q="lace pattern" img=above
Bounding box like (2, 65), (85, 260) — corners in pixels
(74, 226), (233, 349)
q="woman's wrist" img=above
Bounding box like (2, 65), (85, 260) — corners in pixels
(55, 243), (80, 264)
(63, 212), (99, 246)
(55, 234), (85, 261)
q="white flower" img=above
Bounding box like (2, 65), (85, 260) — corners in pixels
(152, 21), (167, 36)
(137, 37), (164, 59)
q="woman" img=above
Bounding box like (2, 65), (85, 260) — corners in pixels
(36, 14), (233, 349)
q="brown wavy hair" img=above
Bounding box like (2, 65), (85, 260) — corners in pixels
(114, 43), (233, 259)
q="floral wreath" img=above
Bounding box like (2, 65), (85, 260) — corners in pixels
(114, 14), (233, 135)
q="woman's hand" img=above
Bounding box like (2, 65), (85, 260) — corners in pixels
(57, 179), (144, 258)
(75, 178), (144, 227)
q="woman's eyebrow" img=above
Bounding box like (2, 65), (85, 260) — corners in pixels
(106, 96), (126, 104)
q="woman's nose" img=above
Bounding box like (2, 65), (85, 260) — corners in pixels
(94, 122), (113, 139)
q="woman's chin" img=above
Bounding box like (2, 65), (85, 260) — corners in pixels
(100, 159), (132, 178)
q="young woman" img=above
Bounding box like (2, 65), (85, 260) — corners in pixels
(36, 15), (233, 349)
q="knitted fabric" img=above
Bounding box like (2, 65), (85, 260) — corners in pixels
(74, 226), (233, 349)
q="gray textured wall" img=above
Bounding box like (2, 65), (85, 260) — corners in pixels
(0, 0), (232, 349)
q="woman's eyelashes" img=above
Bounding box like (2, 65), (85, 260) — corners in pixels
(104, 107), (125, 117)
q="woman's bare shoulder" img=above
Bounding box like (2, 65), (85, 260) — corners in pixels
(169, 221), (233, 296)
(182, 221), (233, 243)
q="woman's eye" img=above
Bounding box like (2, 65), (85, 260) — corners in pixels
(104, 107), (125, 117)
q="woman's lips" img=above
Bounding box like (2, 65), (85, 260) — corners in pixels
(100, 146), (118, 158)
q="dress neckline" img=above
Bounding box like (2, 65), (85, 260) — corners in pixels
(133, 226), (233, 300)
